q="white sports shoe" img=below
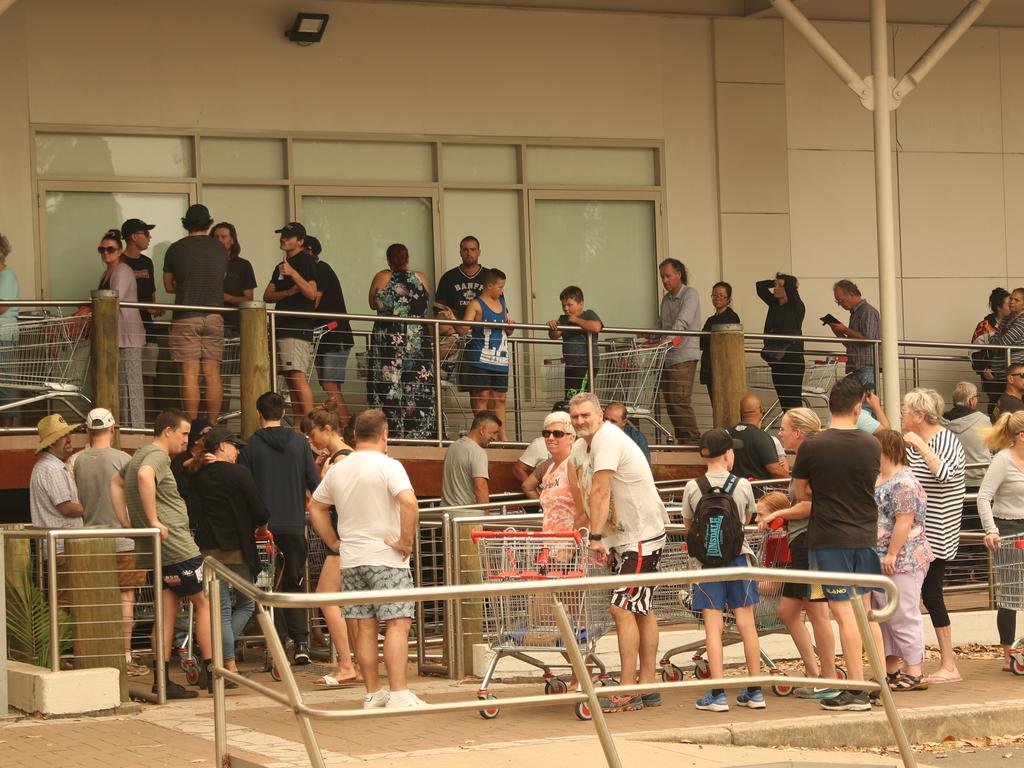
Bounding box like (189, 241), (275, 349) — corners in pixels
(363, 689), (390, 709)
(385, 690), (427, 708)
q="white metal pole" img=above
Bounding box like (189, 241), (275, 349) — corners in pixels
(772, 0), (869, 98)
(870, 0), (902, 427)
(0, 0), (17, 17)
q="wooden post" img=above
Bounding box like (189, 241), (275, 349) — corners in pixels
(65, 537), (128, 701)
(457, 520), (484, 675)
(709, 323), (745, 428)
(239, 301), (270, 438)
(91, 290), (120, 441)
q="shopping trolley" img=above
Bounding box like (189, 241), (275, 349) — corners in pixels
(657, 529), (811, 695)
(746, 355), (846, 431)
(993, 533), (1024, 676)
(594, 337), (679, 441)
(471, 530), (614, 721)
(0, 310), (93, 418)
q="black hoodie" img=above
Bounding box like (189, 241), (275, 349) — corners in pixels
(756, 275), (805, 355)
(238, 426), (320, 534)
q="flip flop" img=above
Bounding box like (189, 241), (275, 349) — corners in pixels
(313, 673), (361, 688)
(924, 671), (962, 685)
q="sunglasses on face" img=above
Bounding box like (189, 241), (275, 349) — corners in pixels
(97, 245), (119, 255)
(542, 429), (568, 438)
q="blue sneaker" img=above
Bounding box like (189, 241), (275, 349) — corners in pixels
(641, 692), (662, 708)
(695, 691), (729, 712)
(736, 689), (766, 709)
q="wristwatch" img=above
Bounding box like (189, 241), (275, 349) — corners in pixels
(590, 533), (604, 542)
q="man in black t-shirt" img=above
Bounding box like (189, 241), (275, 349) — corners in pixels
(729, 393), (788, 493)
(435, 235), (488, 331)
(307, 235), (354, 426)
(121, 218), (161, 414)
(212, 222), (257, 336)
(993, 363), (1024, 420)
(263, 222), (318, 425)
(791, 375), (884, 712)
(163, 204), (228, 423)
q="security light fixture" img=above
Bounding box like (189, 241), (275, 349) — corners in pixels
(286, 13), (329, 45)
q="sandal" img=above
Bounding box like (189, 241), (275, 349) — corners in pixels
(889, 673), (929, 691)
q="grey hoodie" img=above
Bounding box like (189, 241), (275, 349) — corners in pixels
(941, 406), (992, 487)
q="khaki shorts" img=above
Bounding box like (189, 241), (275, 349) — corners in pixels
(141, 341), (160, 379)
(170, 314), (224, 362)
(117, 552), (147, 589)
(277, 336), (311, 374)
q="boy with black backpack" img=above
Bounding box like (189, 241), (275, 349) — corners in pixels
(681, 428), (763, 713)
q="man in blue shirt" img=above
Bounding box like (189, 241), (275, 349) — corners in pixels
(604, 401), (651, 465)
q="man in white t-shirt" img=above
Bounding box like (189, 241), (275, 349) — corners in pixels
(309, 409), (424, 710)
(569, 392), (669, 714)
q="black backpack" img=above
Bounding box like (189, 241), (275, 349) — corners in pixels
(686, 474), (745, 567)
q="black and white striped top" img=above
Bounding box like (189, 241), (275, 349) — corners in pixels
(906, 429), (966, 561)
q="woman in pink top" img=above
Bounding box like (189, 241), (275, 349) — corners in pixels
(523, 411), (585, 534)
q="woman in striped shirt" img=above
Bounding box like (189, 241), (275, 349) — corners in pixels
(901, 388), (967, 685)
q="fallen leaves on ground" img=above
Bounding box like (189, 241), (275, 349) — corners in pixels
(771, 732), (1024, 756)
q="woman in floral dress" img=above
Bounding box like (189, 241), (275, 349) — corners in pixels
(366, 243), (437, 439)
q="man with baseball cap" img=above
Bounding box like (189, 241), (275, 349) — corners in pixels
(307, 234), (355, 426)
(264, 222), (317, 425)
(122, 218), (161, 417)
(163, 203), (228, 424)
(69, 407), (148, 676)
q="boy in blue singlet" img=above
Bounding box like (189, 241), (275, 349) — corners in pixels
(461, 268), (514, 440)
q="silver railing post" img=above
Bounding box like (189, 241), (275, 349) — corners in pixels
(47, 534), (60, 672)
(153, 531), (166, 704)
(208, 564), (227, 763)
(269, 311), (278, 389)
(586, 330), (596, 394)
(511, 342), (522, 442)
(852, 596), (918, 768)
(0, 529), (8, 715)
(433, 321), (444, 445)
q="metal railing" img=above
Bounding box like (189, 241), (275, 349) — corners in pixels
(203, 557), (916, 768)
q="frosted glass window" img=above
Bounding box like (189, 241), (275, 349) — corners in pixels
(35, 134), (194, 178)
(293, 141), (434, 182)
(200, 138), (285, 179)
(533, 200), (657, 330)
(200, 186), (289, 294)
(43, 191), (190, 301)
(300, 196), (435, 316)
(442, 191), (522, 322)
(442, 145), (518, 184)
(526, 147), (656, 186)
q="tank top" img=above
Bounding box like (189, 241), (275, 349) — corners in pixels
(540, 456), (576, 533)
(465, 295), (509, 372)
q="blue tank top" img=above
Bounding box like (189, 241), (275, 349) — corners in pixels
(466, 296), (509, 372)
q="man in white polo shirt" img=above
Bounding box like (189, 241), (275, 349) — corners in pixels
(309, 409), (424, 710)
(569, 392), (669, 714)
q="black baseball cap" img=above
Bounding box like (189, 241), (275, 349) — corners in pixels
(121, 218), (155, 238)
(275, 222), (306, 239)
(203, 425), (246, 452)
(699, 428), (743, 459)
(304, 235), (322, 256)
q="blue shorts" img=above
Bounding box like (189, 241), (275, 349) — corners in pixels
(316, 346), (352, 384)
(809, 547), (882, 601)
(464, 365), (509, 393)
(162, 555), (205, 598)
(692, 554), (760, 612)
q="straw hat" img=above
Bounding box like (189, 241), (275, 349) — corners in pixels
(36, 414), (78, 453)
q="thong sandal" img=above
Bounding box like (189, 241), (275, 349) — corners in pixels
(313, 673), (361, 688)
(924, 671), (962, 685)
(889, 673), (929, 691)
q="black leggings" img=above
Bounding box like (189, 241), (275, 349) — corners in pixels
(998, 608), (1018, 647)
(770, 355), (805, 412)
(921, 557), (950, 629)
(272, 532), (309, 645)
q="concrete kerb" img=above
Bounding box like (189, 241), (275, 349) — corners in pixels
(631, 699), (1024, 750)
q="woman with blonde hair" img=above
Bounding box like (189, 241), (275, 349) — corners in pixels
(977, 410), (1024, 671)
(304, 401), (360, 686)
(757, 407), (838, 698)
(901, 388), (966, 684)
(522, 411), (585, 533)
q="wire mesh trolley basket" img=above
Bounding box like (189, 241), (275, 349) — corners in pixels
(993, 533), (1024, 676)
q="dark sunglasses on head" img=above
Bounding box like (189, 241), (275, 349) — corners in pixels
(97, 245), (119, 255)
(541, 429), (569, 438)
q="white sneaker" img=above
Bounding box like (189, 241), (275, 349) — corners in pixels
(385, 690), (427, 708)
(362, 689), (390, 709)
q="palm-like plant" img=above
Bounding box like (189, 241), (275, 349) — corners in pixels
(6, 561), (72, 668)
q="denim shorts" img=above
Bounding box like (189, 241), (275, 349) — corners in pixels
(809, 547), (882, 601)
(316, 345), (352, 384)
(692, 554), (760, 612)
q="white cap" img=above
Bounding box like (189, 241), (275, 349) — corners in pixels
(86, 408), (116, 429)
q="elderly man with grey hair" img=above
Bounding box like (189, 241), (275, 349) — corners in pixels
(828, 279), (880, 390)
(941, 381), (992, 492)
(0, 233), (20, 427)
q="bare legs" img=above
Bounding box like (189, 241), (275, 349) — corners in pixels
(317, 556), (358, 681)
(356, 617), (411, 695)
(609, 605), (659, 686)
(284, 370), (313, 429)
(778, 596), (836, 679)
(179, 359), (223, 422)
(470, 390), (507, 440)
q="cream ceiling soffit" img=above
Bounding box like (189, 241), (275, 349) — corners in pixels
(0, 0), (18, 18)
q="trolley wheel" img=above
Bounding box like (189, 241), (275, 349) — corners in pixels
(545, 678), (568, 695)
(178, 654), (192, 673)
(478, 693), (500, 720)
(661, 664), (683, 683)
(835, 666), (848, 681)
(262, 651), (273, 673)
(270, 663), (282, 682)
(692, 657), (711, 680)
(185, 664), (200, 686)
(575, 701), (592, 721)
(768, 667), (792, 697)
(1010, 651), (1024, 676)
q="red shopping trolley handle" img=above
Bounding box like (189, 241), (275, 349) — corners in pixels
(471, 530), (583, 544)
(255, 530), (275, 544)
(640, 336), (681, 348)
(812, 355), (848, 364)
(1016, 539), (1024, 549)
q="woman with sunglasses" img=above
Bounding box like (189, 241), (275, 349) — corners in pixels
(522, 411), (585, 534)
(97, 229), (146, 428)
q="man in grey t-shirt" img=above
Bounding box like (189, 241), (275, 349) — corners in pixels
(162, 203), (227, 423)
(441, 411), (501, 509)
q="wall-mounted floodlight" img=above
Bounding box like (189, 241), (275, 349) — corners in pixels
(286, 13), (329, 45)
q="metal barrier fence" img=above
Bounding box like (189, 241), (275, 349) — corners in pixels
(3, 297), (1022, 449)
(0, 526), (169, 703)
(203, 557), (917, 768)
